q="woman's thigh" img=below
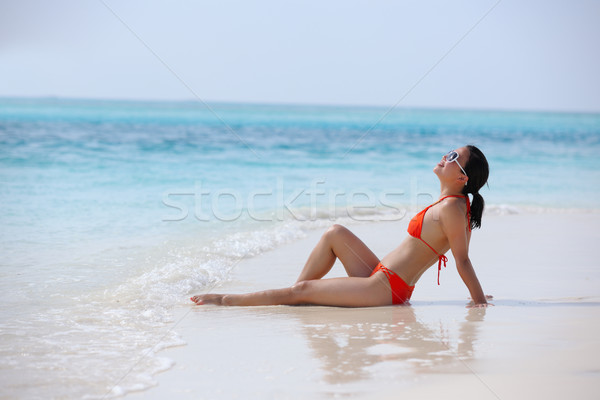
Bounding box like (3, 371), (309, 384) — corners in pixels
(294, 275), (392, 307)
(328, 225), (380, 277)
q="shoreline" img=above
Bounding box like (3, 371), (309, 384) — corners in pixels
(123, 211), (600, 400)
(3, 97), (600, 399)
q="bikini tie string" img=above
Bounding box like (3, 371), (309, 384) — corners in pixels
(437, 255), (448, 285)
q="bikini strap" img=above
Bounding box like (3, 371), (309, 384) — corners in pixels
(437, 255), (448, 285)
(418, 237), (448, 285)
(438, 194), (467, 202)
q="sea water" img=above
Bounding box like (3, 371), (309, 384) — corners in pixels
(1, 97), (599, 398)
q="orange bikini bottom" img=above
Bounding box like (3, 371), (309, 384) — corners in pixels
(371, 262), (415, 304)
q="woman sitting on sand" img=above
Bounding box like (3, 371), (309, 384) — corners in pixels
(191, 145), (491, 308)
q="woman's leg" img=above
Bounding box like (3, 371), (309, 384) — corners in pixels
(191, 274), (392, 307)
(189, 224), (384, 307)
(295, 224), (380, 282)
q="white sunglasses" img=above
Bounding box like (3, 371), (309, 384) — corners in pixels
(445, 150), (468, 177)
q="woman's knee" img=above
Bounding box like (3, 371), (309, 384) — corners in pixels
(324, 224), (348, 241)
(291, 280), (311, 303)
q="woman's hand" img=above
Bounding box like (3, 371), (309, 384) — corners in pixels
(466, 294), (494, 308)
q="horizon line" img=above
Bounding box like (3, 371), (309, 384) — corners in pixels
(1, 94), (599, 116)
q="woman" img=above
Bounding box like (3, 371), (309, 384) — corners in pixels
(191, 145), (491, 308)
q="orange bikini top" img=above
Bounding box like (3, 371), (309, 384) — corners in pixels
(407, 195), (471, 285)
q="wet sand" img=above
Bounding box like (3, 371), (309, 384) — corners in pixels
(126, 212), (600, 399)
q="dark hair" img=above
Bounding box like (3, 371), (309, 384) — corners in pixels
(461, 145), (489, 230)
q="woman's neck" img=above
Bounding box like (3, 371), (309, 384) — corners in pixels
(439, 185), (465, 198)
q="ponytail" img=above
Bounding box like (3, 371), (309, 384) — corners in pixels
(469, 192), (485, 230)
(461, 145), (489, 230)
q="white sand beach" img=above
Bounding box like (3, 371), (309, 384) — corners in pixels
(4, 5), (600, 398)
(126, 211), (600, 400)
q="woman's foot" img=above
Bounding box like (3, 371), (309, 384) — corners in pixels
(190, 294), (226, 305)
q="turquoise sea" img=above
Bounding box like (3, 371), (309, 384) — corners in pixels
(1, 97), (599, 398)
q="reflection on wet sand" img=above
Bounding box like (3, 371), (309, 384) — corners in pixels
(289, 305), (487, 385)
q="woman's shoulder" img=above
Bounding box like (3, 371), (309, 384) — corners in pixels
(441, 195), (468, 206)
(438, 196), (469, 217)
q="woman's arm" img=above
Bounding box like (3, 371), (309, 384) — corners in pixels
(455, 258), (487, 305)
(440, 201), (488, 306)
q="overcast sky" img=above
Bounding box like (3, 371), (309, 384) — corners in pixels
(1, 0), (599, 112)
